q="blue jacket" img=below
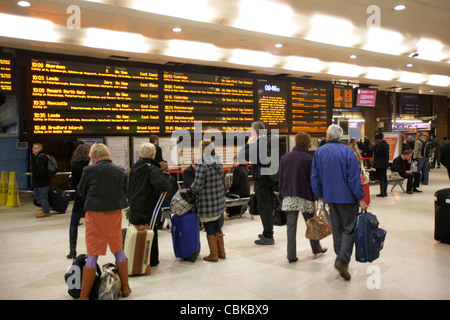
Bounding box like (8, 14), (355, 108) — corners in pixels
(311, 140), (365, 204)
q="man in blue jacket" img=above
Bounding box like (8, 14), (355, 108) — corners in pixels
(311, 125), (368, 280)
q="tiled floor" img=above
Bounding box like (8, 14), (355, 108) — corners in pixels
(0, 168), (449, 300)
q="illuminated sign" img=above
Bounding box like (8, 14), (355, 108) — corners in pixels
(333, 86), (353, 109)
(291, 82), (328, 133)
(257, 80), (288, 133)
(28, 57), (160, 135)
(0, 53), (14, 94)
(163, 70), (255, 133)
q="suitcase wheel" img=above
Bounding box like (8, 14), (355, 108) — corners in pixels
(190, 249), (198, 262)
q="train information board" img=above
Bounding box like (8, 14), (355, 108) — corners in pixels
(163, 71), (255, 133)
(28, 57), (160, 135)
(257, 79), (288, 133)
(333, 86), (353, 109)
(0, 53), (14, 94)
(291, 82), (328, 133)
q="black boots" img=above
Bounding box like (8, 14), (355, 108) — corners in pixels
(376, 180), (388, 197)
(67, 228), (78, 259)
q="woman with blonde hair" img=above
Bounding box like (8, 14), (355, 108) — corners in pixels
(76, 143), (130, 299)
(190, 140), (226, 262)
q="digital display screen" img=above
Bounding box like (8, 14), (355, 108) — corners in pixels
(291, 82), (328, 133)
(163, 71), (254, 133)
(356, 88), (377, 107)
(0, 53), (14, 94)
(333, 86), (353, 109)
(257, 80), (288, 133)
(28, 57), (160, 135)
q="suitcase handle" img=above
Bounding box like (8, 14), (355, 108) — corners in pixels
(149, 192), (167, 230)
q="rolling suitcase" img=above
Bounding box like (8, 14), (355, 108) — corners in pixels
(48, 186), (71, 213)
(354, 210), (387, 263)
(434, 188), (450, 243)
(171, 212), (201, 262)
(124, 193), (165, 275)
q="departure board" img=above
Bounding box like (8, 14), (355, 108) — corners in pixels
(163, 71), (254, 133)
(0, 53), (14, 94)
(257, 80), (288, 133)
(291, 82), (328, 133)
(28, 57), (160, 135)
(333, 86), (353, 109)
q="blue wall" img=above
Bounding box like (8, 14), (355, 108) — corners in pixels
(0, 136), (31, 190)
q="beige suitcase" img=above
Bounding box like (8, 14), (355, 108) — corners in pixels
(124, 225), (154, 276)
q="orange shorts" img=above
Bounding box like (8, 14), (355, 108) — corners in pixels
(85, 209), (123, 255)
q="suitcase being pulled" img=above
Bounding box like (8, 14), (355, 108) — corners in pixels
(124, 224), (153, 276)
(171, 212), (201, 262)
(48, 186), (71, 213)
(123, 192), (166, 275)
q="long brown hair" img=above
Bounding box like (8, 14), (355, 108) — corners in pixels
(70, 144), (90, 165)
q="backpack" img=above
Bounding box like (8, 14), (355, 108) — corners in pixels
(64, 254), (101, 300)
(97, 263), (122, 300)
(38, 153), (58, 176)
(420, 140), (433, 158)
(354, 210), (387, 263)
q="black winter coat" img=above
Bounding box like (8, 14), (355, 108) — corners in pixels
(77, 157), (128, 212)
(372, 140), (390, 169)
(128, 158), (174, 225)
(70, 160), (89, 213)
(31, 151), (51, 187)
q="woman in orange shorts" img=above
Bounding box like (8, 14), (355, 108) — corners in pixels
(76, 143), (130, 300)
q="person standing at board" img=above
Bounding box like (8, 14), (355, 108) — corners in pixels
(76, 143), (130, 299)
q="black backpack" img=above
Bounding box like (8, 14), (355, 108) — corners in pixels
(420, 140), (433, 158)
(65, 254), (101, 300)
(38, 153), (58, 176)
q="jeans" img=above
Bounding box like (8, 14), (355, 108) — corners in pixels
(254, 176), (275, 239)
(33, 186), (50, 214)
(328, 203), (359, 265)
(417, 157), (429, 184)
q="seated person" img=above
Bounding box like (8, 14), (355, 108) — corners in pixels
(226, 156), (250, 217)
(182, 160), (196, 189)
(391, 150), (422, 194)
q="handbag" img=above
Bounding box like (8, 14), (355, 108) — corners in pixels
(273, 208), (287, 226)
(170, 190), (194, 216)
(305, 203), (332, 240)
(97, 263), (122, 300)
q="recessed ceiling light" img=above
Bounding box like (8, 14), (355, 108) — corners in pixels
(350, 54), (357, 59)
(172, 27), (182, 32)
(394, 5), (406, 11)
(406, 63), (413, 67)
(430, 90), (434, 93)
(274, 43), (283, 48)
(17, 1), (30, 7)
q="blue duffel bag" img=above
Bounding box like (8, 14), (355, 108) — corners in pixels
(354, 210), (387, 263)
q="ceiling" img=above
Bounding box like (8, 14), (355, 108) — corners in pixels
(1, 0), (449, 96)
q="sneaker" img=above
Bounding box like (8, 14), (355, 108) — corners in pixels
(255, 236), (274, 245)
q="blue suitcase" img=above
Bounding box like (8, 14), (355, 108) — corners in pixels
(354, 210), (387, 263)
(171, 212), (201, 262)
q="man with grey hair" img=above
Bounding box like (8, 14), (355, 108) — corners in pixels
(311, 124), (368, 280)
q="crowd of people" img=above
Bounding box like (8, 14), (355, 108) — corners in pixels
(28, 124), (450, 298)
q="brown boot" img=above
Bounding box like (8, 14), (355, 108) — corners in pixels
(115, 260), (131, 297)
(217, 231), (226, 259)
(78, 267), (97, 300)
(203, 235), (219, 262)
